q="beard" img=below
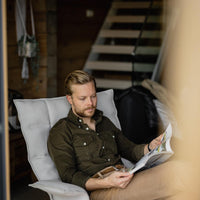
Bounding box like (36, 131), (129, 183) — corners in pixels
(74, 106), (96, 118)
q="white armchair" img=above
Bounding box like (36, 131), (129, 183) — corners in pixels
(14, 89), (122, 200)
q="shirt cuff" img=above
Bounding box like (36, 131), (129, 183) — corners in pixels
(133, 143), (146, 161)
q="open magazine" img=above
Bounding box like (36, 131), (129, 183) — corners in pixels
(128, 123), (174, 174)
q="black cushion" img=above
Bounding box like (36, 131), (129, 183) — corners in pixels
(114, 86), (159, 144)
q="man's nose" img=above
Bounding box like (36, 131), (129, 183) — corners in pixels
(87, 97), (93, 105)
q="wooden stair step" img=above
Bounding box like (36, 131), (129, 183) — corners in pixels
(85, 61), (155, 72)
(133, 63), (155, 72)
(106, 16), (145, 23)
(112, 2), (151, 9)
(96, 78), (132, 89)
(147, 16), (162, 23)
(83, 0), (163, 85)
(106, 16), (161, 23)
(136, 46), (160, 55)
(99, 30), (140, 38)
(92, 45), (159, 55)
(86, 61), (132, 71)
(99, 30), (162, 38)
(112, 1), (162, 9)
(92, 45), (135, 54)
(141, 30), (163, 38)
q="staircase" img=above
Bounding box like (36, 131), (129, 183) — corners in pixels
(84, 0), (163, 90)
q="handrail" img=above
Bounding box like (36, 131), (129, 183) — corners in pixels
(131, 0), (154, 85)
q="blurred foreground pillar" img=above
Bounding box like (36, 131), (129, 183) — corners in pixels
(163, 0), (200, 199)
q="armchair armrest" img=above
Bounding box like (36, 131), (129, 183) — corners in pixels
(29, 179), (89, 200)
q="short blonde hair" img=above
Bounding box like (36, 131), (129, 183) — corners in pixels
(64, 70), (96, 95)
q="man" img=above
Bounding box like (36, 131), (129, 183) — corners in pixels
(48, 70), (182, 200)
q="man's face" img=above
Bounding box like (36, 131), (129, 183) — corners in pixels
(67, 81), (97, 118)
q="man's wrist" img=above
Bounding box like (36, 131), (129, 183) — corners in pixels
(85, 177), (112, 191)
(144, 144), (149, 154)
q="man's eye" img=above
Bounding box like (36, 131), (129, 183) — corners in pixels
(79, 98), (85, 101)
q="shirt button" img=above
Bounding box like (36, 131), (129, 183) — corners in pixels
(112, 135), (115, 138)
(102, 146), (105, 149)
(97, 133), (99, 136)
(78, 126), (81, 128)
(83, 142), (87, 146)
(79, 119), (82, 123)
(86, 127), (89, 131)
(107, 158), (111, 162)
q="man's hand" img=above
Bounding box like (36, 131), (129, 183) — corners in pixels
(85, 171), (133, 191)
(105, 171), (133, 189)
(144, 134), (163, 154)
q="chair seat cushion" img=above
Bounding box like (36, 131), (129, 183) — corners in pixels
(30, 180), (89, 199)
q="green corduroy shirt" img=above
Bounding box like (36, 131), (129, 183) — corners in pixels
(47, 109), (146, 189)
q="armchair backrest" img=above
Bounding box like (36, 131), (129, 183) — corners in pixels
(14, 89), (121, 181)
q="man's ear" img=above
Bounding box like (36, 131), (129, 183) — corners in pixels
(66, 95), (72, 105)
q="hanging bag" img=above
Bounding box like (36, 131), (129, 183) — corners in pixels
(16, 0), (38, 58)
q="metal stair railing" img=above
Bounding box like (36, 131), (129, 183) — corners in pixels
(131, 0), (155, 86)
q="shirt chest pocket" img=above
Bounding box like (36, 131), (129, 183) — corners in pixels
(73, 135), (94, 162)
(101, 131), (118, 155)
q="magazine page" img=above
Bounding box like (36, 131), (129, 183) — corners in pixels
(128, 123), (174, 174)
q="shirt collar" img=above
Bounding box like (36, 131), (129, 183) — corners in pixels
(67, 108), (103, 125)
